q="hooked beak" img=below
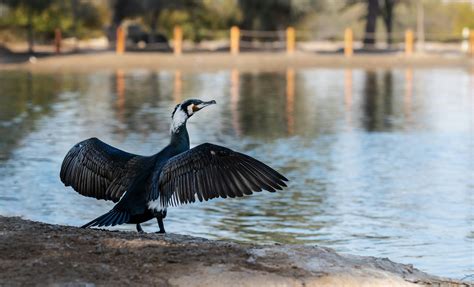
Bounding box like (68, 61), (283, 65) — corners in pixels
(195, 100), (216, 111)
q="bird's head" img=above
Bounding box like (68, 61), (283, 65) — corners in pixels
(171, 99), (216, 132)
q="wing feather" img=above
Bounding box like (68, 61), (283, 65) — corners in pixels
(60, 137), (147, 202)
(154, 143), (288, 207)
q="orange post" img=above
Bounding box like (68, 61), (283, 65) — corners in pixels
(54, 28), (62, 54)
(286, 27), (295, 54)
(405, 29), (414, 56)
(174, 26), (183, 56)
(230, 26), (240, 55)
(470, 30), (474, 57)
(116, 26), (125, 54)
(344, 28), (353, 57)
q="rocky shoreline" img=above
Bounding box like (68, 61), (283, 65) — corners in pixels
(0, 216), (469, 286)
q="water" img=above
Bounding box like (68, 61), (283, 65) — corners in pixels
(0, 68), (472, 279)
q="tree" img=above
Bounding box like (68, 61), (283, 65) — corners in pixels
(363, 0), (379, 47)
(237, 0), (318, 43)
(346, 0), (402, 48)
(71, 0), (78, 50)
(380, 0), (396, 46)
(142, 0), (197, 43)
(4, 0), (54, 53)
(238, 0), (293, 31)
(108, 0), (142, 43)
(144, 0), (163, 43)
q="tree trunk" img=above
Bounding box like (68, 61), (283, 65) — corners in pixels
(363, 0), (379, 48)
(384, 16), (393, 46)
(416, 0), (424, 52)
(71, 0), (79, 52)
(27, 7), (34, 54)
(383, 0), (395, 47)
(149, 10), (159, 44)
(109, 0), (127, 47)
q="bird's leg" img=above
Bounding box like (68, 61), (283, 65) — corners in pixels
(155, 209), (167, 234)
(136, 223), (144, 233)
(156, 217), (165, 234)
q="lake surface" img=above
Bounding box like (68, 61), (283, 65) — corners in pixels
(0, 68), (472, 279)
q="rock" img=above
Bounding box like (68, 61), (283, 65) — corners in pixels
(0, 216), (469, 287)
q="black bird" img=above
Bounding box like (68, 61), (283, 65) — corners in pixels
(60, 99), (288, 233)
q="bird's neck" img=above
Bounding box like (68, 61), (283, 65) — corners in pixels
(169, 109), (190, 153)
(169, 123), (190, 152)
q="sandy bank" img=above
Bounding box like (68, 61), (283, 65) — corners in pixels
(0, 52), (473, 73)
(0, 216), (468, 286)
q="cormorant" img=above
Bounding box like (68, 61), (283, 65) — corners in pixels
(60, 99), (288, 233)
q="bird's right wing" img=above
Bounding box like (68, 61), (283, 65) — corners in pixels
(60, 137), (146, 202)
(150, 143), (288, 208)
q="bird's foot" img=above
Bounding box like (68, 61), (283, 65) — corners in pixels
(155, 229), (166, 234)
(156, 217), (166, 234)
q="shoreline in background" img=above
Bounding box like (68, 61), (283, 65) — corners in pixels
(0, 52), (473, 73)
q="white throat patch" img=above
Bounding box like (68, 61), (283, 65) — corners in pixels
(171, 108), (189, 133)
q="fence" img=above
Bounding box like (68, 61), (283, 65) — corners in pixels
(49, 25), (474, 57)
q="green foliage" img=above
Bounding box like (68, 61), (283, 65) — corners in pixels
(393, 0), (474, 41)
(238, 0), (293, 30)
(158, 9), (191, 39)
(4, 0), (53, 12)
(188, 0), (241, 41)
(0, 0), (105, 41)
(1, 0), (473, 44)
(299, 0), (474, 43)
(151, 0), (240, 42)
(451, 3), (474, 32)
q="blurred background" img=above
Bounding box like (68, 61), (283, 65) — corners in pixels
(0, 0), (473, 283)
(0, 0), (474, 56)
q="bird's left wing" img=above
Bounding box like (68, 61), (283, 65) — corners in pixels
(60, 137), (147, 202)
(150, 143), (288, 208)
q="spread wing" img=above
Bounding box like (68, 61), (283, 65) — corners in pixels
(60, 137), (147, 202)
(151, 143), (288, 208)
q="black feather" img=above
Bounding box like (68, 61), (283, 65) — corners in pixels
(59, 137), (149, 202)
(152, 143), (287, 206)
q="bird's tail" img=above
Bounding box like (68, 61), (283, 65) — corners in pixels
(81, 209), (130, 229)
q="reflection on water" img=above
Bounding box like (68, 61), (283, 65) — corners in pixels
(230, 68), (241, 136)
(404, 68), (414, 125)
(286, 68), (295, 135)
(344, 69), (353, 129)
(174, 70), (182, 103)
(362, 71), (395, 131)
(115, 69), (126, 121)
(0, 68), (472, 279)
